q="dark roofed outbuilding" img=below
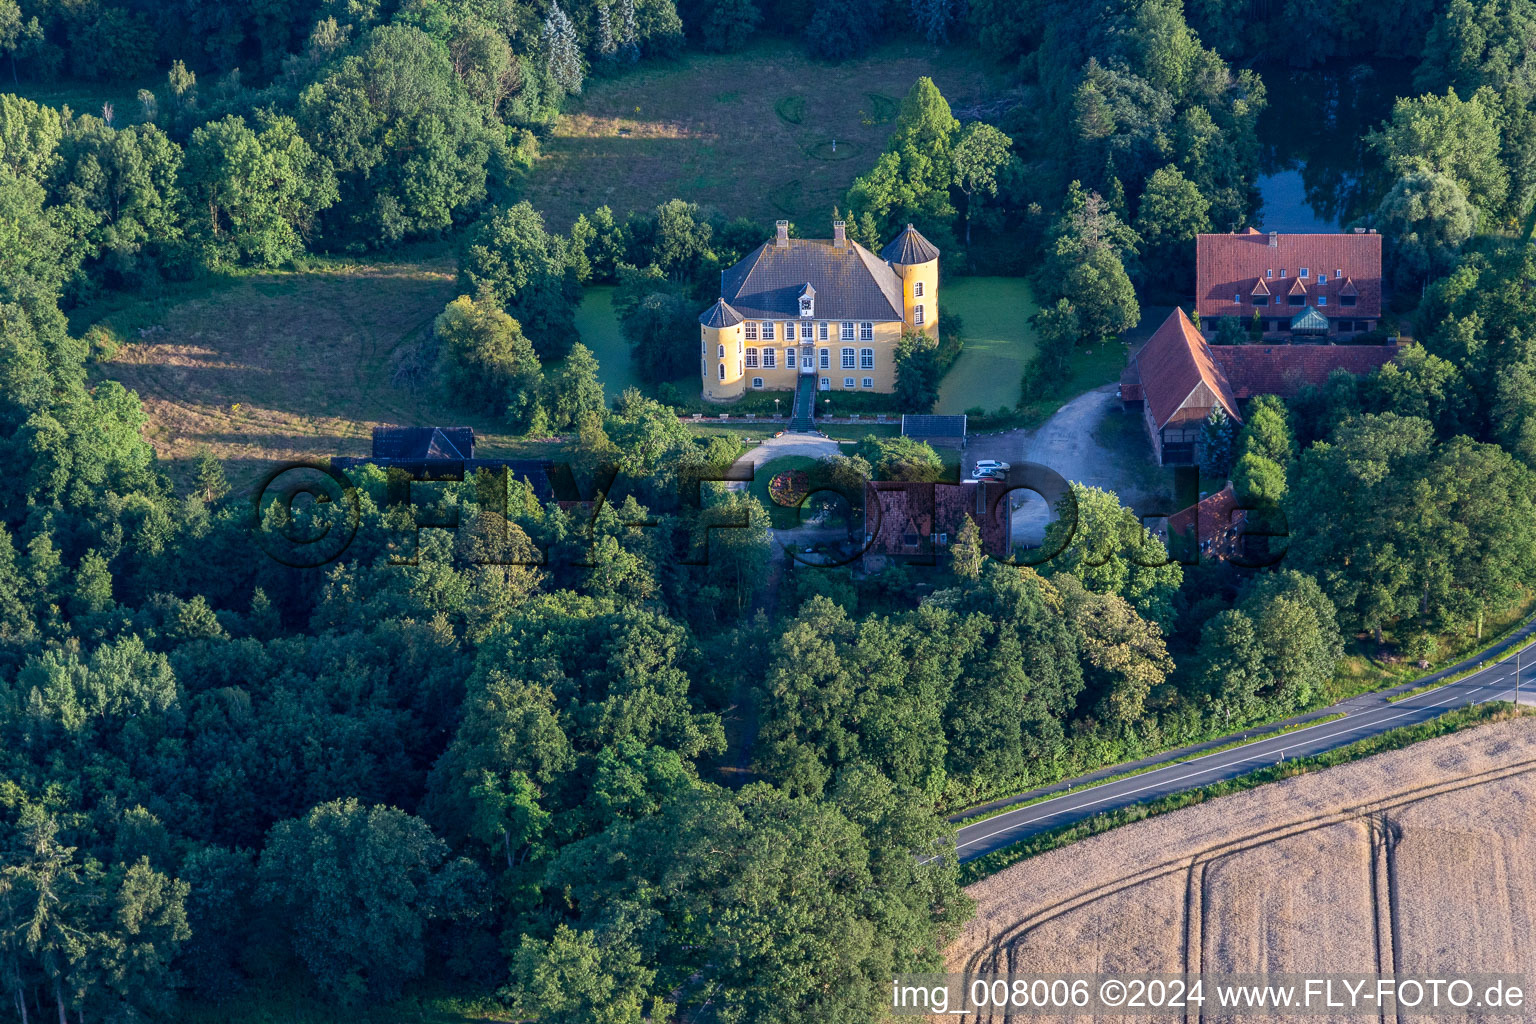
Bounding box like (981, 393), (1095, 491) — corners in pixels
(372, 426), (474, 460)
(901, 413), (967, 449)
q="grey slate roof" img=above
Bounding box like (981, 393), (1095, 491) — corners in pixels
(718, 238), (905, 321)
(880, 224), (940, 266)
(372, 426), (474, 460)
(699, 297), (745, 327)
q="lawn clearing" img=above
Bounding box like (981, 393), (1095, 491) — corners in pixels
(572, 285), (640, 399)
(521, 42), (1007, 229)
(87, 249), (560, 488)
(935, 276), (1039, 415)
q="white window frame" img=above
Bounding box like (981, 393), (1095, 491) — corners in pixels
(860, 322), (873, 341)
(744, 322), (758, 341)
(1300, 267), (1309, 279)
(784, 322), (796, 340)
(752, 377), (764, 389)
(861, 377), (874, 389)
(818, 377), (830, 391)
(914, 281), (924, 297)
(841, 321), (855, 340)
(1317, 295), (1327, 306)
(1266, 269), (1273, 278)
(859, 347), (874, 369)
(745, 347), (758, 368)
(800, 322), (813, 340)
(718, 364), (725, 380)
(843, 377), (856, 389)
(1233, 293), (1241, 304)
(914, 304), (925, 325)
(762, 348), (775, 368)
(761, 321), (775, 341)
(817, 321), (829, 341)
(785, 348), (796, 368)
(819, 348), (830, 369)
(841, 347), (855, 369)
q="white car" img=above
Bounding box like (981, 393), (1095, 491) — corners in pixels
(973, 460), (1010, 476)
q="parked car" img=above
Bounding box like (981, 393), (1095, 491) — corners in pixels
(973, 459), (1010, 475)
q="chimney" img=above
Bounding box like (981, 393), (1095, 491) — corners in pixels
(833, 220), (846, 248)
(775, 220), (789, 247)
(1268, 230), (1278, 247)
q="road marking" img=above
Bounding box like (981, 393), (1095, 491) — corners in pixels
(954, 639), (1536, 855)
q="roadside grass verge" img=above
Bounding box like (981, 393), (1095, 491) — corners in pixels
(950, 713), (1347, 829)
(943, 600), (1536, 822)
(1326, 594), (1535, 702)
(956, 702), (1526, 884)
(520, 41), (1005, 228)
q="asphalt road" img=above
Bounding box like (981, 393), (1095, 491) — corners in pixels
(952, 619), (1536, 862)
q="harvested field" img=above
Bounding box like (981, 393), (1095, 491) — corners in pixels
(946, 716), (1536, 1023)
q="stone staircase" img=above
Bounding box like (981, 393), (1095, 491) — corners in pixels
(788, 374), (817, 432)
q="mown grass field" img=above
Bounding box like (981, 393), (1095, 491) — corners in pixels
(521, 42), (1007, 229)
(82, 248), (559, 488)
(935, 276), (1040, 414)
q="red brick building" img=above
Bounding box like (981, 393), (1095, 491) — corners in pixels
(1121, 308), (1398, 465)
(862, 480), (1012, 566)
(1196, 229), (1382, 340)
(1162, 484), (1248, 563)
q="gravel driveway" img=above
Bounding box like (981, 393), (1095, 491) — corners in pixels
(967, 384), (1174, 545)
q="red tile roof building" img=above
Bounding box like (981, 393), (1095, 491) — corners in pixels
(1164, 485), (1248, 562)
(862, 480), (1012, 566)
(1196, 229), (1382, 340)
(1122, 308), (1398, 465)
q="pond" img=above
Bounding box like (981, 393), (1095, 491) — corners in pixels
(1252, 60), (1416, 232)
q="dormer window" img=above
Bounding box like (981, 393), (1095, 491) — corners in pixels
(1300, 267), (1309, 278)
(1266, 269), (1273, 278)
(798, 283), (815, 318)
(800, 298), (813, 316)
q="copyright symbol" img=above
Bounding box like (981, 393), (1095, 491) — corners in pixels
(251, 462), (360, 568)
(1100, 979), (1126, 1007)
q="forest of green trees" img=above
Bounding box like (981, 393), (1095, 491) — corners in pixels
(2, 0), (1536, 1022)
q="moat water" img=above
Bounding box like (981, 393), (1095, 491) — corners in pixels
(1252, 60), (1416, 232)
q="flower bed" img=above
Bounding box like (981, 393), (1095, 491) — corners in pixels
(768, 470), (809, 507)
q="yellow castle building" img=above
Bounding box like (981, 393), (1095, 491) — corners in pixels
(700, 219), (939, 401)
